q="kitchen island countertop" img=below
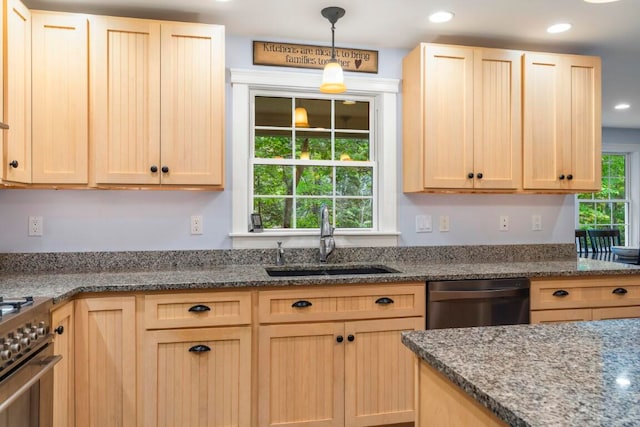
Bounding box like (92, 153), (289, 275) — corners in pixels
(402, 319), (640, 426)
(0, 255), (638, 303)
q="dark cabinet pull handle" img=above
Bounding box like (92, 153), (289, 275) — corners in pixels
(336, 335), (344, 343)
(9, 160), (18, 168)
(467, 172), (474, 179)
(188, 304), (211, 313)
(347, 334), (355, 342)
(161, 166), (169, 173)
(567, 174), (573, 180)
(292, 300), (312, 308)
(476, 172), (483, 179)
(54, 326), (64, 335)
(188, 344), (211, 353)
(612, 288), (628, 295)
(150, 165), (158, 173)
(558, 174), (565, 180)
(553, 289), (569, 297)
(375, 297), (394, 305)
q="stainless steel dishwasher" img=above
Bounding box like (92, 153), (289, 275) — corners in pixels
(426, 278), (530, 329)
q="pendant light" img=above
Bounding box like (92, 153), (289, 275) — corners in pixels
(320, 7), (346, 94)
(294, 107), (309, 127)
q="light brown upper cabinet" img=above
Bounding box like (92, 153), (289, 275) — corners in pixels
(3, 0), (31, 184)
(403, 43), (522, 192)
(523, 53), (601, 191)
(31, 11), (89, 184)
(91, 16), (225, 188)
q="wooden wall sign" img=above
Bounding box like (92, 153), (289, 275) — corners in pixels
(253, 40), (378, 74)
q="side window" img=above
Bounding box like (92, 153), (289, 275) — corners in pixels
(251, 94), (375, 230)
(577, 153), (629, 244)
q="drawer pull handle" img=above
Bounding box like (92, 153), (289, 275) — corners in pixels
(292, 300), (312, 308)
(375, 297), (394, 305)
(612, 288), (628, 295)
(188, 344), (211, 353)
(336, 335), (344, 343)
(188, 304), (211, 313)
(552, 290), (569, 297)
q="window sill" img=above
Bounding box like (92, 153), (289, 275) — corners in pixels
(230, 231), (400, 249)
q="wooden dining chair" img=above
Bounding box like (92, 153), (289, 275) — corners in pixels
(587, 229), (621, 253)
(575, 230), (589, 254)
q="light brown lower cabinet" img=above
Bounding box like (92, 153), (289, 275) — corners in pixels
(143, 327), (252, 427)
(258, 316), (423, 426)
(530, 276), (640, 324)
(51, 300), (74, 427)
(74, 296), (137, 427)
(257, 283), (425, 427)
(532, 305), (640, 323)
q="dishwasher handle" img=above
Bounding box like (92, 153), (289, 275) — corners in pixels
(428, 287), (529, 302)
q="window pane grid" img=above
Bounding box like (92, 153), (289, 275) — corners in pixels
(577, 153), (629, 244)
(252, 93), (374, 230)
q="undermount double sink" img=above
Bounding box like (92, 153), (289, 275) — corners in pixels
(265, 265), (399, 277)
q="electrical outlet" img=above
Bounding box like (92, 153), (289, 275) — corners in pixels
(415, 215), (432, 233)
(439, 215), (450, 232)
(190, 215), (203, 235)
(29, 216), (43, 236)
(499, 215), (509, 231)
(532, 214), (543, 231)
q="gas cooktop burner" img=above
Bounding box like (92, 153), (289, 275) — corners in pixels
(0, 297), (35, 317)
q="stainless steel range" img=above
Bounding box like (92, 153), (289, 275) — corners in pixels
(0, 296), (60, 427)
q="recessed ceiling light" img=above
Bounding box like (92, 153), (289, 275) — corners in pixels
(429, 11), (454, 23)
(584, 0), (620, 3)
(547, 23), (572, 34)
(614, 103), (631, 110)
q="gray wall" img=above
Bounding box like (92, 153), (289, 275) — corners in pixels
(0, 35), (636, 252)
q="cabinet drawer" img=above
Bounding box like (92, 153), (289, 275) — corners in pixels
(144, 291), (252, 329)
(531, 276), (640, 310)
(258, 283), (425, 324)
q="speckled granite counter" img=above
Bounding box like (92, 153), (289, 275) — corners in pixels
(0, 253), (638, 303)
(402, 319), (640, 426)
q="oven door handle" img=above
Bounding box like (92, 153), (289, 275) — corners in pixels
(428, 288), (528, 302)
(0, 354), (62, 413)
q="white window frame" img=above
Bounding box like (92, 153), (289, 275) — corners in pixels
(230, 68), (400, 249)
(575, 143), (640, 246)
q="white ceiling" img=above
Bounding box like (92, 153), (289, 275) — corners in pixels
(25, 0), (640, 129)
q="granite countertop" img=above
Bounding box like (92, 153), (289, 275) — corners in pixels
(0, 255), (638, 303)
(402, 319), (640, 427)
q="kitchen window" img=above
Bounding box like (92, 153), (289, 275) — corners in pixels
(230, 69), (400, 248)
(577, 154), (629, 243)
(252, 94), (374, 230)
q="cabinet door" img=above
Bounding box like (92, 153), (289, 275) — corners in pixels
(344, 317), (421, 427)
(0, 0), (4, 181)
(91, 17), (161, 185)
(143, 327), (251, 427)
(530, 309), (592, 324)
(3, 0), (31, 183)
(52, 301), (75, 427)
(473, 48), (522, 190)
(565, 55), (601, 191)
(75, 296), (137, 427)
(592, 306), (640, 321)
(258, 323), (344, 427)
(522, 53), (564, 190)
(422, 44), (474, 189)
(160, 23), (225, 186)
(31, 12), (88, 184)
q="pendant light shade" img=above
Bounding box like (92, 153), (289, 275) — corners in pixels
(294, 107), (309, 127)
(320, 7), (346, 94)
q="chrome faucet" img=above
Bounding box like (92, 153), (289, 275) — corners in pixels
(319, 204), (335, 263)
(276, 241), (285, 266)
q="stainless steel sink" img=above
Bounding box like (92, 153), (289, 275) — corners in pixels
(265, 265), (399, 277)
